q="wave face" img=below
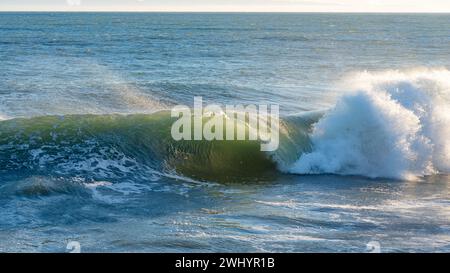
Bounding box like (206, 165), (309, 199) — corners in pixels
(289, 68), (450, 181)
(0, 111), (317, 183)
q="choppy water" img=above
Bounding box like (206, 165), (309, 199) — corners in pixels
(0, 13), (449, 252)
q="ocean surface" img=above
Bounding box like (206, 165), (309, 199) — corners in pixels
(0, 12), (449, 252)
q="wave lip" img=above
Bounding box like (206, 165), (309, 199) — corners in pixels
(289, 68), (450, 181)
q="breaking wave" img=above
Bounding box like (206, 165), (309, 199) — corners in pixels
(1, 68), (449, 182)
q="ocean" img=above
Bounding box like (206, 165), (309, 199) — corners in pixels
(0, 12), (449, 252)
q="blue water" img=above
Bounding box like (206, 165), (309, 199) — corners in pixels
(0, 13), (450, 252)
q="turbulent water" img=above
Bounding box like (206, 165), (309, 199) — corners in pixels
(1, 13), (450, 252)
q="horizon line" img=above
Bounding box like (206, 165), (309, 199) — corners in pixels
(1, 10), (450, 14)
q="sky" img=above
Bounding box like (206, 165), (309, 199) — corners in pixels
(1, 0), (450, 12)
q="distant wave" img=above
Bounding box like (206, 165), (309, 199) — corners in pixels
(289, 68), (450, 181)
(256, 35), (310, 42)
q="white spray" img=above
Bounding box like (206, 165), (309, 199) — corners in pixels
(289, 68), (450, 181)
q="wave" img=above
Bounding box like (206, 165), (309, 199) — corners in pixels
(1, 68), (449, 182)
(289, 68), (450, 181)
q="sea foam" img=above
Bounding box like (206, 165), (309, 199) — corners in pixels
(289, 68), (450, 180)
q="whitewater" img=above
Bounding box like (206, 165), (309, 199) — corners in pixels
(290, 69), (450, 181)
